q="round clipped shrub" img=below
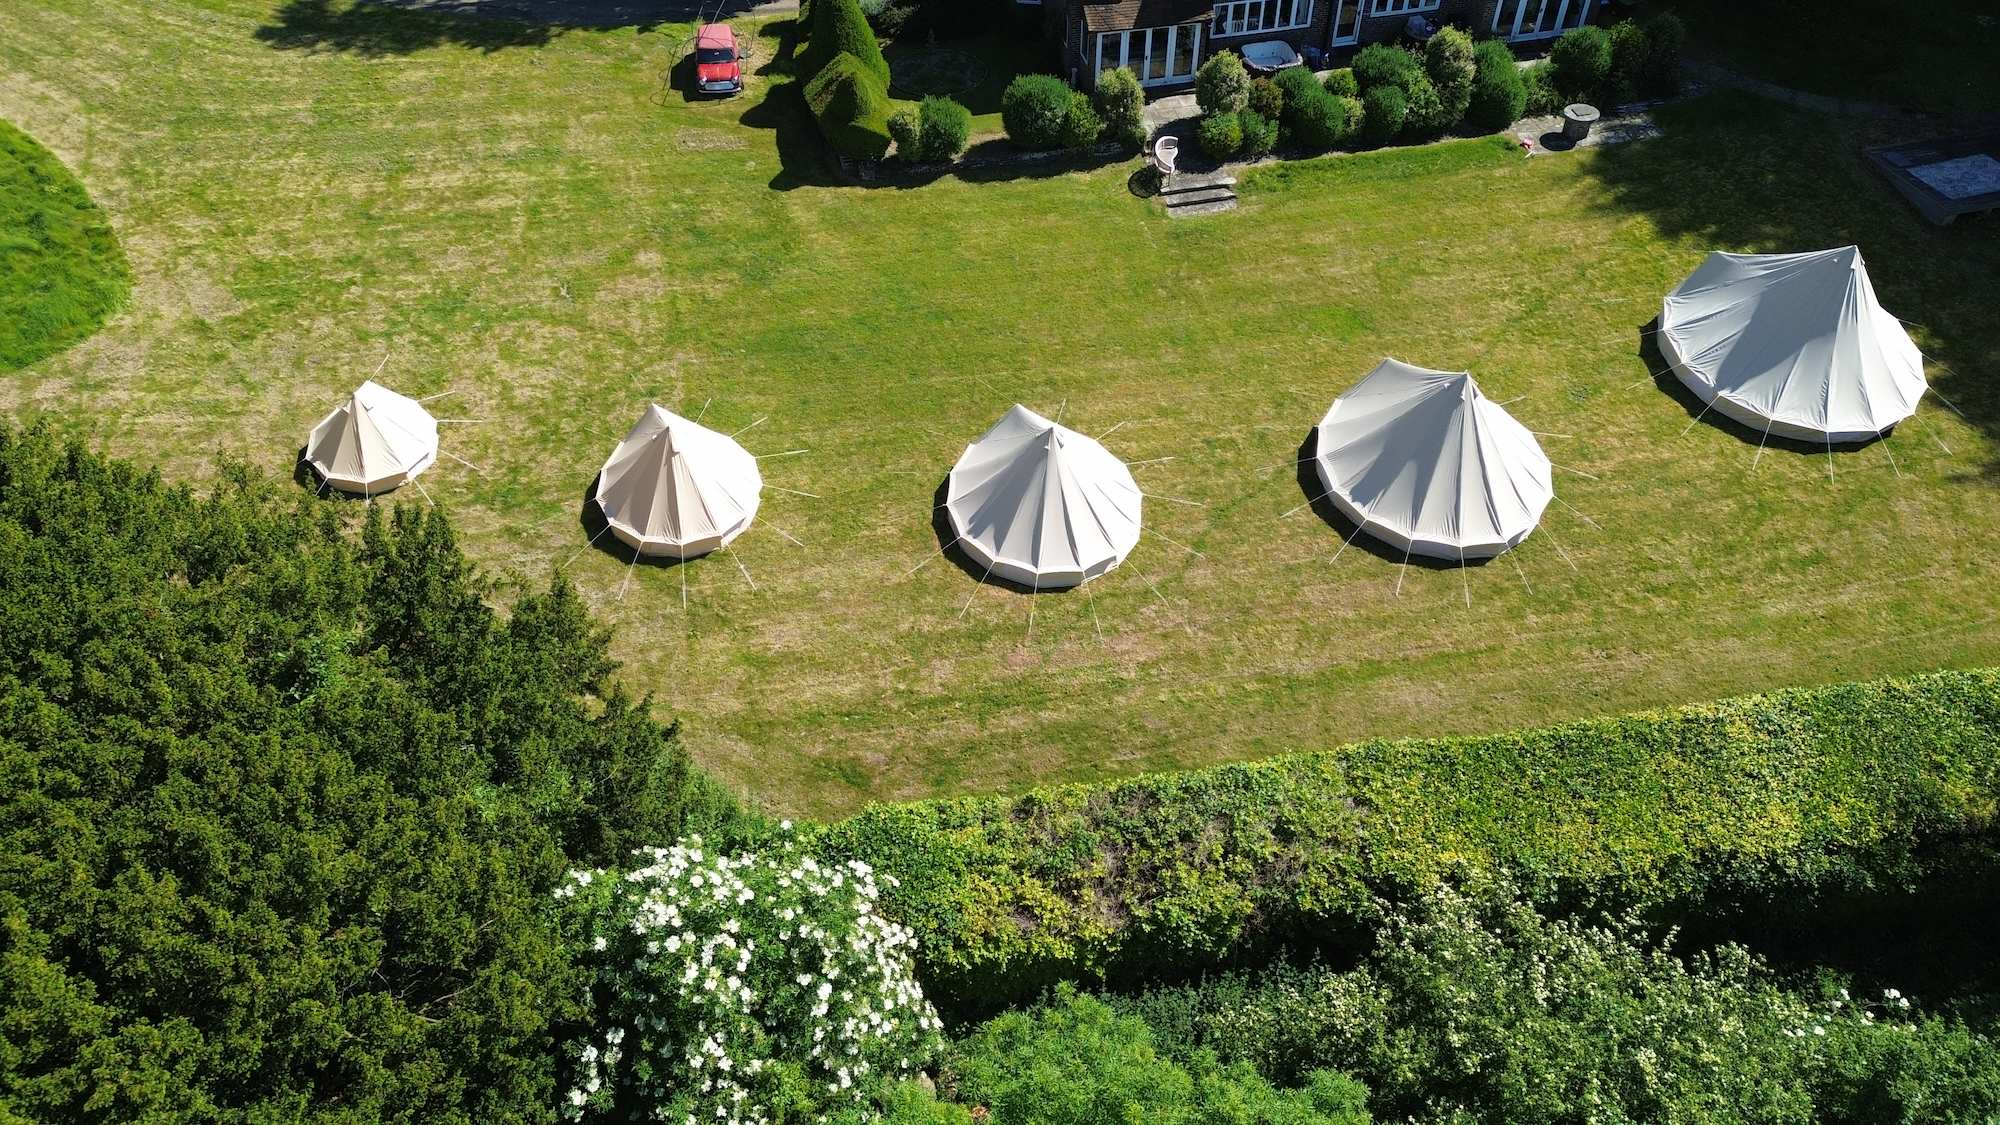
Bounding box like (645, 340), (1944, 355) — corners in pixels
(1095, 65), (1148, 151)
(888, 106), (920, 155)
(1274, 64), (1322, 106)
(1248, 77), (1284, 122)
(1195, 51), (1251, 115)
(1323, 67), (1359, 98)
(1197, 111), (1243, 160)
(1467, 38), (1527, 131)
(1423, 25), (1476, 123)
(892, 95), (971, 162)
(1549, 24), (1612, 101)
(1238, 108), (1278, 158)
(1002, 73), (1074, 149)
(1285, 85), (1350, 150)
(1641, 12), (1686, 95)
(1351, 43), (1420, 92)
(1399, 71), (1452, 138)
(1359, 83), (1406, 145)
(1059, 89), (1104, 151)
(557, 832), (947, 1122)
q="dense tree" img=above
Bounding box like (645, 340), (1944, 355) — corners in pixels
(0, 424), (733, 1122)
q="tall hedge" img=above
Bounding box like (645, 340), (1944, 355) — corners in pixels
(815, 670), (2000, 1013)
(805, 51), (894, 160)
(0, 425), (731, 1121)
(799, 0), (889, 87)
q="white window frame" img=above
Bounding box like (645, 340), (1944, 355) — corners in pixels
(1093, 21), (1205, 87)
(1368, 0), (1439, 15)
(1210, 0), (1314, 39)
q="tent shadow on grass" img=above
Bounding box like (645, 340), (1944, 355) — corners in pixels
(1635, 318), (1890, 457)
(928, 475), (1068, 596)
(577, 472), (699, 570)
(1294, 429), (1497, 572)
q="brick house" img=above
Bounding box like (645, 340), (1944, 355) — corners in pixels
(1033, 0), (1596, 91)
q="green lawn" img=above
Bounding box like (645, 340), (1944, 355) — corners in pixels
(0, 119), (127, 371)
(3, 0), (1997, 818)
(1678, 0), (2000, 115)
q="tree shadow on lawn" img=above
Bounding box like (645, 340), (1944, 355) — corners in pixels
(1294, 429), (1499, 572)
(1580, 91), (2000, 478)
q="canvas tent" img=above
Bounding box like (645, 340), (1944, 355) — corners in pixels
(944, 404), (1142, 590)
(305, 379), (440, 496)
(1659, 246), (1926, 442)
(594, 404), (762, 559)
(1313, 359), (1552, 560)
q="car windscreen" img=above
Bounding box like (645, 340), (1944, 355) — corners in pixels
(696, 47), (734, 63)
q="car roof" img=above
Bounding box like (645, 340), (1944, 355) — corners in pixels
(695, 24), (736, 48)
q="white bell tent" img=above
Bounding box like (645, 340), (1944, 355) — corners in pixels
(944, 404), (1142, 590)
(595, 404), (763, 559)
(1313, 359), (1553, 560)
(1659, 246), (1926, 443)
(305, 379), (440, 496)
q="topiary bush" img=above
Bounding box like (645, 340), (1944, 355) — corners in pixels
(799, 0), (889, 86)
(1059, 89), (1103, 151)
(556, 831), (946, 1122)
(1284, 84), (1352, 150)
(1641, 12), (1686, 95)
(1607, 19), (1648, 105)
(1549, 24), (1612, 102)
(1323, 67), (1358, 98)
(1422, 25), (1476, 124)
(1095, 66), (1147, 152)
(1001, 73), (1073, 150)
(1351, 43), (1420, 93)
(805, 51), (894, 160)
(889, 95), (971, 163)
(948, 987), (1372, 1125)
(1197, 111), (1243, 160)
(1248, 76), (1285, 122)
(1359, 83), (1407, 145)
(1398, 70), (1453, 139)
(1467, 38), (1528, 131)
(1238, 108), (1278, 158)
(1195, 51), (1251, 115)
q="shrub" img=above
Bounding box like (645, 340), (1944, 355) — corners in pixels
(1467, 38), (1528, 131)
(1001, 73), (1073, 150)
(948, 987), (1371, 1124)
(1323, 67), (1359, 98)
(1249, 76), (1285, 121)
(1095, 66), (1148, 151)
(805, 52), (895, 159)
(1358, 84), (1407, 145)
(1422, 25), (1476, 123)
(1195, 51), (1251, 115)
(1522, 60), (1561, 115)
(813, 669), (2000, 1013)
(1238, 108), (1279, 158)
(1197, 111), (1243, 160)
(0, 424), (732, 1121)
(1549, 24), (1612, 101)
(1059, 89), (1103, 151)
(890, 95), (971, 162)
(1607, 18), (1648, 105)
(1398, 71), (1453, 139)
(1274, 63), (1321, 106)
(1641, 12), (1686, 95)
(1350, 43), (1420, 92)
(799, 0), (889, 86)
(1285, 86), (1352, 150)
(557, 831), (946, 1122)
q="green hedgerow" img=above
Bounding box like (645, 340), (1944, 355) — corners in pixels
(1095, 66), (1148, 151)
(1641, 11), (1686, 95)
(1196, 51), (1251, 115)
(1359, 83), (1406, 145)
(1001, 73), (1072, 149)
(1249, 76), (1285, 122)
(1467, 39), (1528, 131)
(1398, 71), (1453, 139)
(1238, 108), (1278, 158)
(1197, 111), (1243, 160)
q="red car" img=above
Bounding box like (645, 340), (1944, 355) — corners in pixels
(694, 24), (744, 97)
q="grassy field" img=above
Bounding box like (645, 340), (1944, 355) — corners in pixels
(0, 119), (127, 370)
(3, 0), (1997, 818)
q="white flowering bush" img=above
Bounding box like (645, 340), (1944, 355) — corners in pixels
(556, 826), (946, 1123)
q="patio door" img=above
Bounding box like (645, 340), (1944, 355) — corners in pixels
(1095, 22), (1203, 87)
(1330, 0), (1359, 46)
(1491, 0), (1591, 41)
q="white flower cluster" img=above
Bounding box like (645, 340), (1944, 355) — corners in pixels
(558, 828), (944, 1124)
